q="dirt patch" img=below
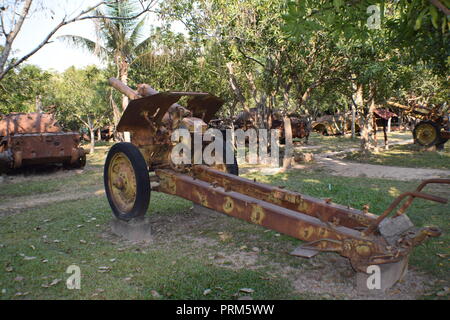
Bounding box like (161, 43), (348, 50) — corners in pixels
(0, 166), (89, 185)
(240, 155), (450, 181)
(0, 190), (105, 217)
(239, 139), (450, 180)
(311, 156), (450, 181)
(281, 254), (435, 300)
(100, 207), (439, 300)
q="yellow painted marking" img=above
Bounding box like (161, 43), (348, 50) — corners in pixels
(250, 205), (265, 225)
(223, 197), (234, 214)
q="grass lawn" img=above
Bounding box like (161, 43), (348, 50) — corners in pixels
(0, 144), (448, 300)
(342, 142), (450, 170)
(304, 131), (413, 154)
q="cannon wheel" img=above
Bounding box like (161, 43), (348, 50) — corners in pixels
(413, 121), (440, 147)
(104, 142), (150, 221)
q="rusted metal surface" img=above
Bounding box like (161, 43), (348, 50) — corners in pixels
(387, 101), (449, 147)
(0, 113), (88, 171)
(155, 166), (446, 272)
(272, 116), (310, 142)
(312, 109), (396, 137)
(312, 112), (361, 136)
(0, 112), (61, 135)
(191, 165), (377, 229)
(374, 108), (397, 120)
(234, 108), (310, 142)
(186, 94), (224, 123)
(364, 179), (450, 235)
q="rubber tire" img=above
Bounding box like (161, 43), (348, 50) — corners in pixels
(104, 142), (150, 221)
(413, 121), (440, 147)
(217, 129), (239, 176)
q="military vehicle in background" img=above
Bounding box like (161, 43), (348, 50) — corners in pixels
(0, 112), (88, 173)
(311, 112), (361, 136)
(387, 101), (449, 149)
(234, 108), (310, 143)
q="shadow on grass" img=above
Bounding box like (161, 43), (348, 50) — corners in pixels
(342, 143), (450, 170)
(242, 169), (449, 280)
(0, 196), (308, 300)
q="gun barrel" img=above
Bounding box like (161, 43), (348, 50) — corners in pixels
(109, 77), (141, 100)
(109, 78), (192, 125)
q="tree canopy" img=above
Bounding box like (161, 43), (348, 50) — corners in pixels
(1, 0), (448, 152)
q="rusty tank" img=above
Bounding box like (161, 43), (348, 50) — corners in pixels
(234, 108), (310, 143)
(0, 112), (88, 173)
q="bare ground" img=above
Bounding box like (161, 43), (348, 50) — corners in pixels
(0, 166), (85, 185)
(99, 207), (439, 300)
(241, 139), (450, 181)
(0, 142), (446, 300)
(311, 155), (450, 181)
(0, 189), (105, 217)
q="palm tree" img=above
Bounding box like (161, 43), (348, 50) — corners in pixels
(59, 0), (152, 118)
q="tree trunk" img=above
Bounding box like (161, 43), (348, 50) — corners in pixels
(87, 116), (95, 154)
(383, 122), (389, 150)
(118, 56), (130, 142)
(351, 104), (356, 139)
(282, 116), (293, 170)
(356, 85), (369, 152)
(110, 90), (123, 142)
(361, 92), (377, 153)
(35, 95), (42, 113)
(226, 62), (248, 112)
(120, 69), (130, 144)
(119, 58), (129, 112)
(398, 111), (404, 131)
(352, 81), (363, 139)
(283, 82), (292, 111)
(0, 0), (33, 78)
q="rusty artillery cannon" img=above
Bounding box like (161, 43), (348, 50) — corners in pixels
(387, 101), (449, 148)
(104, 78), (448, 288)
(234, 108), (310, 143)
(0, 112), (88, 173)
(312, 112), (362, 136)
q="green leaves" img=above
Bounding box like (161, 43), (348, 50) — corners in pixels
(0, 65), (52, 114)
(429, 4), (439, 29)
(414, 6), (429, 30)
(333, 0), (344, 10)
(47, 66), (110, 130)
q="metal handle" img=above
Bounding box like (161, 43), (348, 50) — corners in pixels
(363, 179), (449, 236)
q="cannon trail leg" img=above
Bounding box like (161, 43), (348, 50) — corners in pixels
(154, 167), (447, 289)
